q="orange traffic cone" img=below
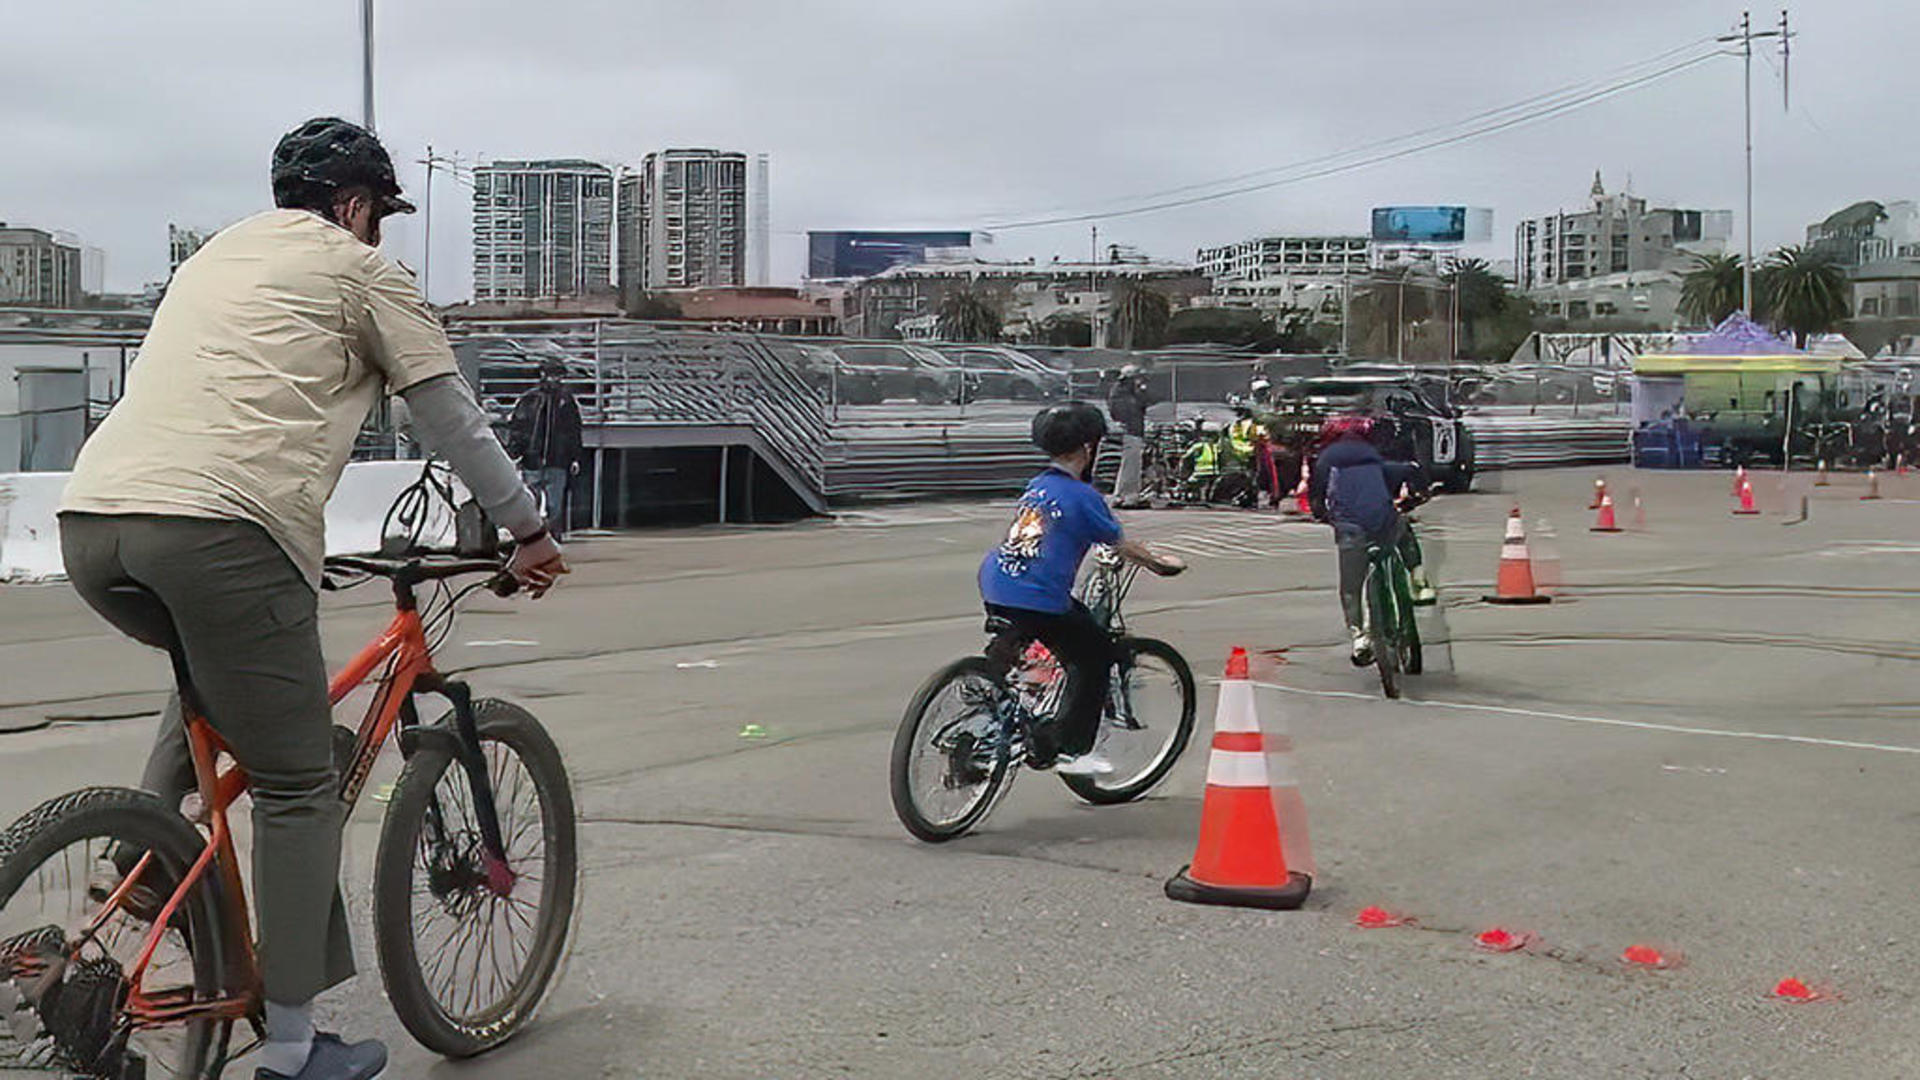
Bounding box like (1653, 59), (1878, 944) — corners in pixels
(1165, 648), (1312, 911)
(1485, 506), (1552, 605)
(1289, 460), (1312, 516)
(1733, 478), (1760, 515)
(1590, 493), (1622, 533)
(1731, 465), (1748, 497)
(1815, 460), (1830, 487)
(1589, 476), (1608, 510)
(1863, 469), (1883, 501)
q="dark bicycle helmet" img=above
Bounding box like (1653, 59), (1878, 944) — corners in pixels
(271, 117), (415, 215)
(1031, 401), (1108, 456)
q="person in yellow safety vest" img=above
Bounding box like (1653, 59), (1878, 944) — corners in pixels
(1227, 410), (1262, 466)
(1183, 421), (1222, 492)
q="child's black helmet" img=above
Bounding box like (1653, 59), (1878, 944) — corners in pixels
(1031, 401), (1108, 456)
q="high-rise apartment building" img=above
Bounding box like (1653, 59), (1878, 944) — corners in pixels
(472, 160), (614, 302)
(1196, 235), (1373, 286)
(1514, 173), (1730, 291)
(0, 225), (82, 308)
(616, 149), (748, 306)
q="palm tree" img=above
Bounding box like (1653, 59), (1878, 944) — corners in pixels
(1110, 279), (1171, 350)
(1758, 246), (1850, 349)
(935, 288), (1002, 343)
(1441, 258), (1513, 357)
(1678, 253), (1747, 328)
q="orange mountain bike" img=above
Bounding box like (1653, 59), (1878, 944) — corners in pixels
(0, 555), (578, 1079)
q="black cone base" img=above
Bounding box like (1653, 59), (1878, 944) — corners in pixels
(1164, 866), (1311, 911)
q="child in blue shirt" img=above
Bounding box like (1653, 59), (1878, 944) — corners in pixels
(979, 402), (1183, 775)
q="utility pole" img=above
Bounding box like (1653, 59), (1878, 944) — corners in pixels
(1090, 223), (1100, 347)
(420, 144), (434, 302)
(1395, 277), (1405, 364)
(1718, 10), (1791, 316)
(359, 0), (376, 131)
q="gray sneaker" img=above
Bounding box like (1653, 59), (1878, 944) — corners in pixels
(256, 1033), (388, 1080)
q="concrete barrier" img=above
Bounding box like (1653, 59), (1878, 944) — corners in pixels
(0, 460), (461, 584)
(0, 472), (70, 582)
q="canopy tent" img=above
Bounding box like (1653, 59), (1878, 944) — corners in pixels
(1632, 311), (1838, 374)
(1629, 314), (1840, 467)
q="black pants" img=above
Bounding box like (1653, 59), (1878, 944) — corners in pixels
(61, 513), (355, 1005)
(1334, 518), (1422, 631)
(985, 601), (1112, 757)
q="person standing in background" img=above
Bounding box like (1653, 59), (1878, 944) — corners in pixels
(507, 357), (585, 540)
(1106, 364), (1155, 509)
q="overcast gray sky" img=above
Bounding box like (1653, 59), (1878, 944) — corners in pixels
(5, 0), (1913, 300)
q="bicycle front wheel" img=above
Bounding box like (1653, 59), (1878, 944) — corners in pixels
(1062, 638), (1197, 805)
(890, 657), (1013, 843)
(1364, 562), (1402, 699)
(373, 700), (578, 1058)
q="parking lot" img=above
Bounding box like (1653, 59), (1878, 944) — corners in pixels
(4, 466), (1920, 1078)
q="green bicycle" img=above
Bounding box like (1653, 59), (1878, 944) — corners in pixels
(1362, 528), (1425, 700)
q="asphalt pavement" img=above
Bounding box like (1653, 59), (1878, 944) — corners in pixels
(3, 466), (1919, 1078)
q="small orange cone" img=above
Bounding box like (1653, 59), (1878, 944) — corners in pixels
(1474, 927), (1530, 953)
(1354, 905), (1406, 929)
(1815, 460), (1830, 487)
(1731, 465), (1748, 497)
(1863, 469), (1883, 501)
(1733, 478), (1760, 515)
(1622, 944), (1675, 969)
(1900, 453), (1910, 477)
(1590, 493), (1622, 533)
(1772, 977), (1818, 1002)
(1165, 648), (1312, 911)
(1589, 476), (1608, 509)
(1289, 460), (1312, 516)
(1485, 506), (1551, 605)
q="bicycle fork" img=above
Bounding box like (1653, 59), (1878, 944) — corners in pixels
(406, 675), (517, 897)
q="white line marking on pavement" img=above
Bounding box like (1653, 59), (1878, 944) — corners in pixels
(1250, 681), (1920, 756)
(465, 639), (540, 647)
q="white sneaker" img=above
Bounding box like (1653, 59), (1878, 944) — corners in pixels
(1349, 628), (1374, 667)
(1052, 751), (1115, 777)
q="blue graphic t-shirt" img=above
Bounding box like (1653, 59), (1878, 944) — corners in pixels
(979, 466), (1123, 614)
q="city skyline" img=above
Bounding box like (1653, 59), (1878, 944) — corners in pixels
(3, 1), (1915, 301)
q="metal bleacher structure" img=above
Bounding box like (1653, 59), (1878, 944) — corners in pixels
(452, 320), (1636, 527)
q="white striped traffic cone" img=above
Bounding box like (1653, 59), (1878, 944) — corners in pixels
(1165, 648), (1312, 911)
(1484, 505), (1551, 605)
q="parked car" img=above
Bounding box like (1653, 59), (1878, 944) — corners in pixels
(827, 343), (977, 405)
(939, 345), (1069, 401)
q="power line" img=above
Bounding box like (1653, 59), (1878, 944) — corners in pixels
(988, 34), (1726, 223)
(984, 49), (1727, 231)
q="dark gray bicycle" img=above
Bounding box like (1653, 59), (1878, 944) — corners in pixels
(890, 548), (1195, 842)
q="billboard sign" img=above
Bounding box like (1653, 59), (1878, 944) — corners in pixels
(1370, 206), (1493, 245)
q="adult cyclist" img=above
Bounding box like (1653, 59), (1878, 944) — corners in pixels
(58, 118), (564, 1080)
(1307, 415), (1435, 666)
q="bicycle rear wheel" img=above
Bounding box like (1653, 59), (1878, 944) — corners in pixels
(0, 787), (229, 1079)
(373, 700), (578, 1058)
(889, 657), (1013, 842)
(1062, 638), (1197, 805)
(1364, 562), (1401, 699)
